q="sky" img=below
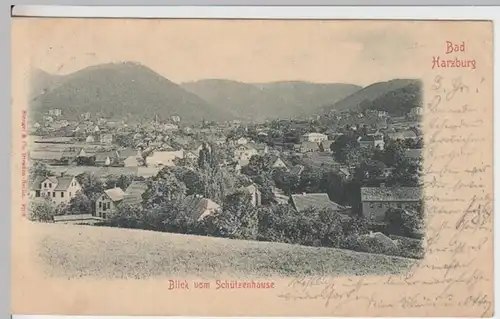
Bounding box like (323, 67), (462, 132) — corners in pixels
(13, 19), (486, 87)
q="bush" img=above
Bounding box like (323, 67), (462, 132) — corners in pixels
(28, 198), (56, 222)
(356, 232), (399, 256)
(389, 235), (425, 259)
(204, 191), (258, 240)
(257, 205), (356, 249)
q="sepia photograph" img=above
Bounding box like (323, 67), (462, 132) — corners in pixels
(26, 29), (424, 280)
(11, 16), (493, 317)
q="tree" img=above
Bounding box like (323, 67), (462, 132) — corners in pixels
(319, 169), (345, 205)
(76, 172), (105, 201)
(170, 167), (204, 196)
(104, 174), (133, 190)
(242, 155), (267, 176)
(257, 204), (299, 243)
(251, 173), (276, 205)
(66, 191), (92, 215)
(207, 191), (258, 240)
(29, 161), (50, 184)
(273, 169), (300, 196)
(110, 203), (144, 228)
(381, 140), (406, 166)
(354, 160), (386, 181)
(385, 207), (423, 238)
(28, 198), (56, 222)
(115, 134), (134, 148)
(142, 174), (187, 207)
(55, 202), (69, 216)
(387, 156), (421, 187)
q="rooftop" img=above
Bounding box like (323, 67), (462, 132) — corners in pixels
(104, 187), (126, 202)
(183, 195), (221, 221)
(360, 187), (422, 202)
(291, 193), (346, 213)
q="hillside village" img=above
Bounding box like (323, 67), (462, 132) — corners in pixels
(28, 70), (425, 260)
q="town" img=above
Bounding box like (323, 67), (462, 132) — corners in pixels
(28, 104), (424, 259)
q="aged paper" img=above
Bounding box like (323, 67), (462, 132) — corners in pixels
(11, 19), (493, 316)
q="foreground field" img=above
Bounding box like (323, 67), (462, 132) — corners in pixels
(35, 222), (417, 279)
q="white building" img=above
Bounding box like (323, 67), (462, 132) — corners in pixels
(236, 137), (249, 145)
(30, 175), (82, 205)
(302, 132), (328, 143)
(146, 150), (184, 167)
(234, 144), (258, 161)
(95, 188), (125, 219)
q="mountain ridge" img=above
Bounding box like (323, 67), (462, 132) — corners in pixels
(30, 62), (233, 123)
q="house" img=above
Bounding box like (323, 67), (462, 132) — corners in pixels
(249, 143), (268, 156)
(29, 150), (66, 165)
(336, 167), (351, 180)
(185, 150), (199, 161)
(137, 167), (161, 178)
(53, 214), (103, 225)
(122, 181), (148, 206)
(30, 175), (82, 205)
(146, 150), (184, 168)
(85, 135), (95, 143)
(302, 132), (328, 143)
(236, 137), (249, 145)
(359, 134), (385, 150)
(290, 164), (305, 176)
(95, 151), (118, 167)
(76, 149), (97, 166)
(320, 140), (334, 152)
(182, 195), (221, 221)
(117, 148), (138, 163)
(100, 133), (114, 144)
(291, 193), (350, 217)
(405, 148), (423, 162)
(241, 184), (262, 207)
(235, 158), (250, 173)
(171, 115), (181, 123)
(60, 147), (81, 165)
(234, 144), (258, 161)
(123, 154), (144, 167)
(95, 187), (125, 219)
(299, 141), (320, 153)
(272, 187), (289, 204)
(360, 186), (422, 222)
(387, 130), (418, 141)
(269, 156), (289, 171)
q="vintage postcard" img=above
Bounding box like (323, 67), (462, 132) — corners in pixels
(11, 17), (493, 316)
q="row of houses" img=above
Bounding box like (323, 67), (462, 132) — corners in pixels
(35, 173), (422, 229)
(47, 181), (263, 223)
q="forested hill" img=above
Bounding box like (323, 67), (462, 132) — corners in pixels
(323, 79), (422, 116)
(29, 62), (233, 123)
